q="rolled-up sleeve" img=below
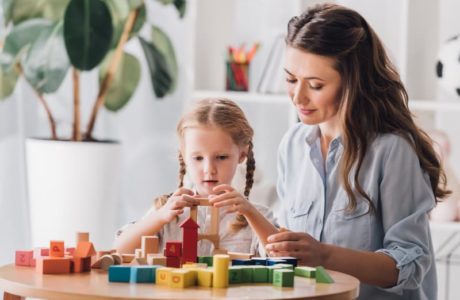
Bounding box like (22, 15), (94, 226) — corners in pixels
(376, 136), (435, 294)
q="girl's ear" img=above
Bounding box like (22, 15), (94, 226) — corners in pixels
(238, 145), (249, 163)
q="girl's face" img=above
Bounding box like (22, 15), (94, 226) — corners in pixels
(284, 46), (342, 128)
(182, 126), (246, 196)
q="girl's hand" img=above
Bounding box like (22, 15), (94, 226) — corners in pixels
(157, 188), (197, 224)
(265, 231), (325, 266)
(208, 184), (256, 216)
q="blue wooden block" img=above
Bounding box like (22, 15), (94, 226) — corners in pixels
(130, 265), (157, 283)
(251, 257), (267, 266)
(275, 257), (298, 267)
(231, 259), (255, 266)
(267, 258), (287, 266)
(108, 265), (131, 282)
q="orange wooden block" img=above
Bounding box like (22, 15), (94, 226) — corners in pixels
(75, 241), (96, 258)
(76, 232), (89, 243)
(15, 250), (33, 266)
(36, 257), (71, 274)
(142, 236), (159, 256)
(72, 256), (91, 273)
(49, 241), (65, 258)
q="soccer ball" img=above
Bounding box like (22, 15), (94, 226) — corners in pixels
(436, 35), (460, 98)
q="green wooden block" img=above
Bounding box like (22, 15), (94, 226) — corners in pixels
(198, 256), (213, 267)
(273, 269), (294, 287)
(228, 266), (242, 284)
(275, 263), (293, 270)
(252, 266), (268, 283)
(239, 266), (253, 283)
(295, 266), (316, 278)
(267, 265), (283, 282)
(316, 266), (334, 283)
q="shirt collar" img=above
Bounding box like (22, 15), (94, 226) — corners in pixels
(304, 125), (343, 149)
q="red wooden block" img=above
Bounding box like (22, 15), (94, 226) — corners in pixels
(36, 257), (71, 274)
(72, 256), (92, 273)
(180, 217), (199, 264)
(15, 250), (33, 266)
(164, 241), (182, 257)
(50, 241), (65, 257)
(166, 256), (181, 268)
(75, 241), (96, 258)
(66, 247), (75, 256)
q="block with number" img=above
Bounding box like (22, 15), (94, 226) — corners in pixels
(50, 241), (65, 257)
(15, 250), (33, 266)
(164, 241), (182, 257)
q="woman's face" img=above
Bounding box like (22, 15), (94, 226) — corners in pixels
(284, 46), (342, 127)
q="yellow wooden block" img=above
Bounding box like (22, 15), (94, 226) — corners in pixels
(169, 269), (196, 288)
(197, 269), (213, 287)
(213, 254), (230, 288)
(156, 267), (174, 286)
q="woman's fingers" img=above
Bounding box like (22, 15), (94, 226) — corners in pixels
(267, 231), (304, 243)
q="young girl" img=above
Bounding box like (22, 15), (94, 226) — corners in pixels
(115, 98), (278, 256)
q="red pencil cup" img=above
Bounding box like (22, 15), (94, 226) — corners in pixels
(226, 61), (249, 91)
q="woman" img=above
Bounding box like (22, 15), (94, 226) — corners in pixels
(265, 3), (449, 299)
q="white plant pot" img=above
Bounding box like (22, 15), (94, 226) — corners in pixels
(26, 138), (121, 249)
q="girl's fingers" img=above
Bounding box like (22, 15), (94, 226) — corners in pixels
(212, 184), (234, 194)
(212, 199), (237, 208)
(172, 188), (194, 196)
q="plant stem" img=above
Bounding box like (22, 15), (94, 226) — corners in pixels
(16, 63), (58, 140)
(85, 8), (140, 140)
(72, 68), (81, 141)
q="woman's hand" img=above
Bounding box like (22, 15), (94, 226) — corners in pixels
(265, 230), (326, 266)
(208, 184), (256, 216)
(157, 188), (198, 224)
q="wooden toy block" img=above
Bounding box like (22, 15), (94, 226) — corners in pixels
(92, 254), (114, 270)
(267, 265), (283, 282)
(108, 265), (131, 282)
(97, 250), (112, 259)
(267, 258), (288, 266)
(197, 268), (213, 287)
(72, 256), (91, 273)
(15, 250), (33, 267)
(228, 266), (242, 284)
(147, 254), (166, 266)
(142, 236), (159, 257)
(164, 241), (182, 257)
(130, 257), (148, 266)
(210, 206), (219, 235)
(122, 254), (135, 263)
(275, 256), (298, 267)
(34, 247), (49, 257)
(212, 254), (230, 288)
(239, 266), (254, 283)
(169, 269), (195, 288)
(50, 241), (65, 257)
(251, 257), (267, 266)
(135, 248), (144, 259)
(76, 232), (89, 243)
(36, 257), (71, 274)
(295, 266), (316, 278)
(274, 263), (294, 270)
(316, 266), (334, 283)
(231, 259), (254, 266)
(180, 217), (199, 264)
(131, 265), (157, 283)
(273, 269), (294, 287)
(75, 241), (96, 258)
(198, 256), (213, 267)
(65, 247), (75, 256)
(252, 266), (269, 283)
(228, 251), (254, 260)
(156, 267), (174, 285)
(166, 256), (181, 268)
(182, 263), (208, 269)
(111, 253), (122, 265)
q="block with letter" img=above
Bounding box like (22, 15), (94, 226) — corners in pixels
(108, 265), (131, 283)
(164, 241), (182, 257)
(156, 267), (174, 285)
(50, 241), (65, 257)
(213, 254), (230, 288)
(15, 250), (34, 267)
(273, 269), (294, 287)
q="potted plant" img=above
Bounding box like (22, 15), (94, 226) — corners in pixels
(0, 0), (185, 248)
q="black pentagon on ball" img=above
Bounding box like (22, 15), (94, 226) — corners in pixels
(436, 61), (443, 78)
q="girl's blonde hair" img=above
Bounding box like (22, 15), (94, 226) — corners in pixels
(155, 98), (256, 232)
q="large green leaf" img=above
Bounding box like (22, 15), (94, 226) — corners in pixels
(151, 26), (178, 92)
(4, 0), (69, 25)
(128, 0), (144, 10)
(130, 5), (146, 39)
(22, 21), (70, 94)
(155, 0), (186, 18)
(103, 0), (129, 49)
(63, 0), (113, 71)
(139, 36), (173, 98)
(0, 65), (18, 100)
(2, 19), (52, 67)
(99, 51), (140, 111)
